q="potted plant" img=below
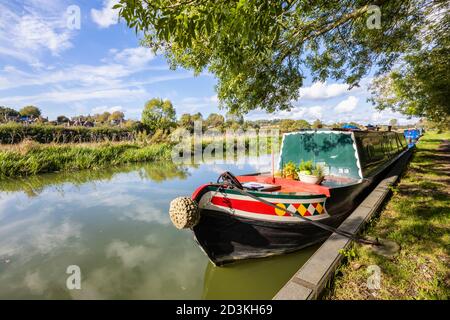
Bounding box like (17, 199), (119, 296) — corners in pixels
(297, 160), (324, 184)
(282, 161), (298, 180)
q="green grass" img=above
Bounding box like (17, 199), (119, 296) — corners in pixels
(326, 131), (450, 300)
(0, 140), (172, 178)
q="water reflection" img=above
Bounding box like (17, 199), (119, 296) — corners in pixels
(0, 161), (192, 197)
(202, 244), (320, 300)
(0, 155), (316, 299)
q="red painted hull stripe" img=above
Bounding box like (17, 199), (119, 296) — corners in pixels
(211, 196), (286, 216)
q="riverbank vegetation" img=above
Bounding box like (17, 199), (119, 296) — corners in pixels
(0, 140), (172, 178)
(326, 131), (450, 299)
(0, 122), (140, 144)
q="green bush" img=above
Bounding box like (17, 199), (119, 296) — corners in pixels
(0, 123), (137, 144)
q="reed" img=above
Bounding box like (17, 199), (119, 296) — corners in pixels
(0, 140), (172, 178)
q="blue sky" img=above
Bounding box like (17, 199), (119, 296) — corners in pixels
(0, 0), (417, 125)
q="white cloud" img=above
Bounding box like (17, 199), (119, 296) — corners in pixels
(112, 47), (155, 67)
(300, 81), (349, 100)
(334, 96), (359, 113)
(307, 106), (323, 118)
(13, 14), (72, 55)
(0, 2), (75, 65)
(369, 110), (415, 125)
(0, 87), (147, 105)
(0, 47), (166, 91)
(91, 0), (120, 28)
(245, 105), (326, 122)
(177, 95), (220, 113)
(92, 105), (123, 114)
(0, 44), (196, 112)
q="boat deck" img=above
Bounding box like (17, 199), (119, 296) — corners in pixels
(237, 174), (358, 197)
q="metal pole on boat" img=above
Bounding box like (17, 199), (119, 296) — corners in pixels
(271, 149), (275, 183)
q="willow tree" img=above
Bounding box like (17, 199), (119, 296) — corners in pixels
(369, 10), (450, 127)
(115, 0), (439, 114)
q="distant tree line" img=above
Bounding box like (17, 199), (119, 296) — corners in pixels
(1, 98), (424, 145)
(0, 105), (136, 128)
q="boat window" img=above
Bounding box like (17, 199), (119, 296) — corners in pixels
(279, 132), (361, 180)
(354, 131), (406, 177)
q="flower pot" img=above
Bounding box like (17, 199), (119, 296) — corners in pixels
(297, 172), (324, 184)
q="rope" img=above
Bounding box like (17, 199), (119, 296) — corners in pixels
(216, 172), (380, 246)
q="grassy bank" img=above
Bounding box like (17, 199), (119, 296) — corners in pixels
(0, 140), (172, 178)
(326, 131), (450, 300)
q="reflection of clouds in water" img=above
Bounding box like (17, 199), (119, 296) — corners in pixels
(131, 240), (205, 299)
(69, 234), (205, 299)
(0, 212), (81, 259)
(119, 204), (169, 224)
(56, 182), (177, 208)
(69, 266), (113, 299)
(0, 196), (17, 222)
(0, 206), (82, 298)
(106, 240), (161, 269)
(0, 194), (35, 222)
(30, 184), (171, 225)
(24, 271), (48, 295)
(61, 187), (171, 225)
(34, 221), (80, 253)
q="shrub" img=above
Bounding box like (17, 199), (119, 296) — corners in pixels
(0, 123), (137, 144)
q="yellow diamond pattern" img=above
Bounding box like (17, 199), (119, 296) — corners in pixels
(316, 203), (323, 214)
(298, 204), (307, 216)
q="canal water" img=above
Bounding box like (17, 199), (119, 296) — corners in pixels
(0, 156), (319, 299)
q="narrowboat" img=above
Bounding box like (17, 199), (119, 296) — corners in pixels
(169, 129), (410, 266)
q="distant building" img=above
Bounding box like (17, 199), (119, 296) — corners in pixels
(365, 124), (380, 131)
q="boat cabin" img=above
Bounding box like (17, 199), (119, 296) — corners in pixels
(237, 130), (407, 193)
